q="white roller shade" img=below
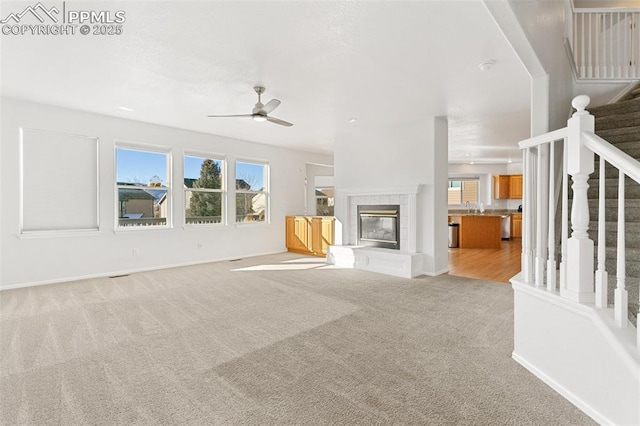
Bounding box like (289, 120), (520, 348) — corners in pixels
(21, 128), (99, 233)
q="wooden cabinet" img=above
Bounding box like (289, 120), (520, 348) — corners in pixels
(511, 213), (522, 238)
(509, 174), (523, 199)
(493, 175), (510, 199)
(459, 215), (501, 248)
(494, 174), (523, 199)
(286, 216), (334, 256)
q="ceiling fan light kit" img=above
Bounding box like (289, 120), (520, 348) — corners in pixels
(207, 86), (293, 127)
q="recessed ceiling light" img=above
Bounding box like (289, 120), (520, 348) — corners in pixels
(118, 106), (134, 112)
(348, 118), (357, 123)
(478, 60), (495, 72)
(470, 161), (475, 165)
(508, 159), (513, 163)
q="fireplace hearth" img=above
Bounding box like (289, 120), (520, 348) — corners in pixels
(357, 205), (400, 250)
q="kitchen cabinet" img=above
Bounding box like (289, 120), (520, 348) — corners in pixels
(493, 175), (510, 199)
(286, 216), (335, 256)
(511, 213), (522, 238)
(509, 175), (523, 199)
(494, 174), (523, 199)
(459, 215), (502, 248)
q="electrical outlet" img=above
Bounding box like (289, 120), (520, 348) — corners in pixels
(132, 248), (139, 256)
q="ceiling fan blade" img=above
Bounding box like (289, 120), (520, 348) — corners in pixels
(207, 114), (253, 118)
(261, 99), (281, 114)
(266, 116), (293, 127)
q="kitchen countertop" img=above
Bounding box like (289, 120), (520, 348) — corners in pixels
(448, 209), (521, 216)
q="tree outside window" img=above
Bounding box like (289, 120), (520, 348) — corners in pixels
(184, 155), (225, 225)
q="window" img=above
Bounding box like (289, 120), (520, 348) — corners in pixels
(184, 155), (225, 225)
(315, 187), (334, 216)
(448, 179), (478, 206)
(116, 145), (170, 228)
(235, 160), (268, 223)
(21, 128), (98, 233)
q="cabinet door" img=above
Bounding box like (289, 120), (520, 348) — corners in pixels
(493, 175), (510, 199)
(286, 216), (311, 253)
(286, 216), (296, 249)
(509, 175), (523, 199)
(311, 217), (334, 255)
(511, 214), (522, 238)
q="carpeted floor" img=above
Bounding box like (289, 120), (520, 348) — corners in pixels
(0, 253), (594, 425)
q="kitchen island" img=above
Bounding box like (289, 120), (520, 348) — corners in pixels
(448, 214), (502, 249)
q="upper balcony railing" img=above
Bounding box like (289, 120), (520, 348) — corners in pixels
(569, 6), (640, 80)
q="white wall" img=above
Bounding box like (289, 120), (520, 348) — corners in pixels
(334, 117), (448, 276)
(506, 0), (574, 132)
(0, 98), (332, 289)
(507, 0), (628, 129)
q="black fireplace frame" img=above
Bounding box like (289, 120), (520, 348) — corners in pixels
(357, 204), (400, 250)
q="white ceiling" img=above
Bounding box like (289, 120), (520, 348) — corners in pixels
(0, 0), (532, 164)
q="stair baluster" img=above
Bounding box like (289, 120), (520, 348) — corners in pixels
(523, 147), (534, 284)
(536, 146), (546, 287)
(560, 139), (569, 290)
(595, 157), (608, 308)
(547, 140), (556, 291)
(615, 170), (629, 327)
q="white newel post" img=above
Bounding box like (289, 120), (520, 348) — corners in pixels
(561, 95), (596, 303)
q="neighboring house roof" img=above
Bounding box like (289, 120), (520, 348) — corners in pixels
(236, 179), (251, 190)
(316, 188), (334, 197)
(118, 187), (156, 201)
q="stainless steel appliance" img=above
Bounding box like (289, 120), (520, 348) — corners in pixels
(501, 215), (510, 240)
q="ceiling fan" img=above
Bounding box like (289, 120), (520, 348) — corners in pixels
(207, 86), (293, 127)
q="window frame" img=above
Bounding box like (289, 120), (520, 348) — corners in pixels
(447, 177), (479, 207)
(234, 158), (269, 224)
(114, 141), (172, 231)
(183, 152), (227, 227)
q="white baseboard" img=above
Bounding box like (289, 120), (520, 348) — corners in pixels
(512, 352), (609, 426)
(0, 250), (287, 291)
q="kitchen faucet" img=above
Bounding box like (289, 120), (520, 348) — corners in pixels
(465, 201), (470, 214)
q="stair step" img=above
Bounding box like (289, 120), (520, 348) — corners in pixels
(589, 97), (640, 117)
(592, 164), (638, 179)
(593, 145), (640, 165)
(587, 176), (640, 199)
(587, 199), (640, 221)
(596, 125), (640, 143)
(588, 221), (640, 248)
(595, 111), (640, 131)
(603, 247), (640, 277)
(597, 140), (640, 152)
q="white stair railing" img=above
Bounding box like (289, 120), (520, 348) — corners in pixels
(570, 8), (640, 80)
(518, 95), (639, 351)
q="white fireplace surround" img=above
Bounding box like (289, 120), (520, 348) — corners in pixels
(328, 185), (423, 278)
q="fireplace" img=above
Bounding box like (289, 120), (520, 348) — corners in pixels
(357, 205), (400, 250)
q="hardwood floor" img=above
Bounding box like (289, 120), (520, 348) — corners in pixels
(448, 239), (521, 284)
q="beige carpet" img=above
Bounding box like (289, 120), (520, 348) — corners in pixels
(0, 253), (594, 425)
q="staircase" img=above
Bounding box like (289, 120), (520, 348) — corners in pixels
(513, 95), (640, 426)
(588, 88), (640, 326)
